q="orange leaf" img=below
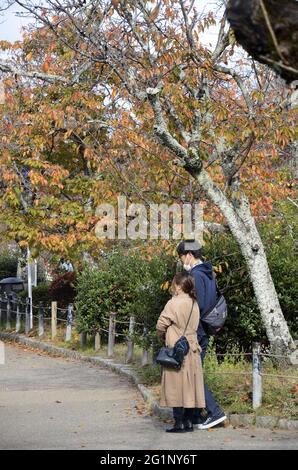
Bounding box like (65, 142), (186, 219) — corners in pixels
(42, 61), (50, 72)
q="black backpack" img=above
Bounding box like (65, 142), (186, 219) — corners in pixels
(201, 287), (227, 336)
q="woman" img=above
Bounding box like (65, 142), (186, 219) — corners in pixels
(156, 272), (205, 433)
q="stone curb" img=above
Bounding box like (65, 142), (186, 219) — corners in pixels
(1, 332), (297, 431)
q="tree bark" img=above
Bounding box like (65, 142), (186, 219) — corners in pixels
(197, 169), (296, 358)
(227, 0), (298, 83)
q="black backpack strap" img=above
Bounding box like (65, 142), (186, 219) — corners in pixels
(182, 301), (194, 336)
(216, 284), (222, 298)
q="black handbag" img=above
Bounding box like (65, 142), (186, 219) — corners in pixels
(155, 346), (181, 369)
(156, 301), (194, 370)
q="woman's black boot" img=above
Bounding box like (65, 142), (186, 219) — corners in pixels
(183, 419), (194, 432)
(166, 419), (185, 433)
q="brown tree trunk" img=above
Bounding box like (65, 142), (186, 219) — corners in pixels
(197, 169), (296, 360)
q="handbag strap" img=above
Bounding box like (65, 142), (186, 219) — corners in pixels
(182, 300), (194, 336)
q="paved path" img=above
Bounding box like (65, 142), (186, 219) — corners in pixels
(0, 343), (297, 450)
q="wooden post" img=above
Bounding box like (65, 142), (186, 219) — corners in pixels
(6, 294), (11, 330)
(51, 301), (57, 340)
(142, 325), (149, 366)
(126, 316), (135, 363)
(38, 302), (44, 338)
(252, 342), (262, 410)
(95, 331), (101, 351)
(108, 312), (116, 358)
(16, 300), (21, 333)
(65, 304), (73, 342)
(80, 332), (87, 348)
(27, 247), (33, 330)
(25, 298), (30, 335)
(0, 339), (4, 365)
(11, 297), (16, 326)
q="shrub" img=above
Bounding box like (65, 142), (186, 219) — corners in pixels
(18, 282), (51, 305)
(75, 250), (176, 336)
(49, 272), (76, 309)
(32, 283), (51, 304)
(0, 251), (18, 280)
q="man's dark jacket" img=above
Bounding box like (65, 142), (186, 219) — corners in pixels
(190, 261), (217, 341)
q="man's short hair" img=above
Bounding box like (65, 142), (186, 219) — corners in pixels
(176, 239), (203, 259)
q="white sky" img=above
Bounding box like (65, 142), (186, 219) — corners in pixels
(0, 1), (223, 43)
(0, 3), (30, 42)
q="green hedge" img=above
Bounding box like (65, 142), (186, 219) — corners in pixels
(18, 283), (51, 305)
(0, 251), (18, 280)
(74, 250), (176, 337)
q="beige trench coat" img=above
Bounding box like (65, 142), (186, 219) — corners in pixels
(156, 292), (205, 409)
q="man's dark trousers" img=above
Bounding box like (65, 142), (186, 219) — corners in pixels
(194, 334), (222, 418)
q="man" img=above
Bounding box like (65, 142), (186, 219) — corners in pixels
(59, 258), (74, 273)
(177, 239), (227, 430)
(65, 260), (74, 272)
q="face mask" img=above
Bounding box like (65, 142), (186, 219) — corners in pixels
(183, 263), (192, 272)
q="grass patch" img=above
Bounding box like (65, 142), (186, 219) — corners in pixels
(140, 345), (298, 419)
(137, 363), (162, 386)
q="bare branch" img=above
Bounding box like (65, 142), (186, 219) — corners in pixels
(223, 134), (255, 186)
(204, 221), (228, 233)
(287, 196), (298, 209)
(146, 84), (189, 164)
(0, 61), (69, 84)
(214, 64), (255, 117)
(258, 0), (287, 64)
(211, 13), (230, 62)
(164, 97), (191, 144)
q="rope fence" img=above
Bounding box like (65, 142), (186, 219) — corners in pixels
(0, 294), (150, 364)
(0, 293), (297, 409)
